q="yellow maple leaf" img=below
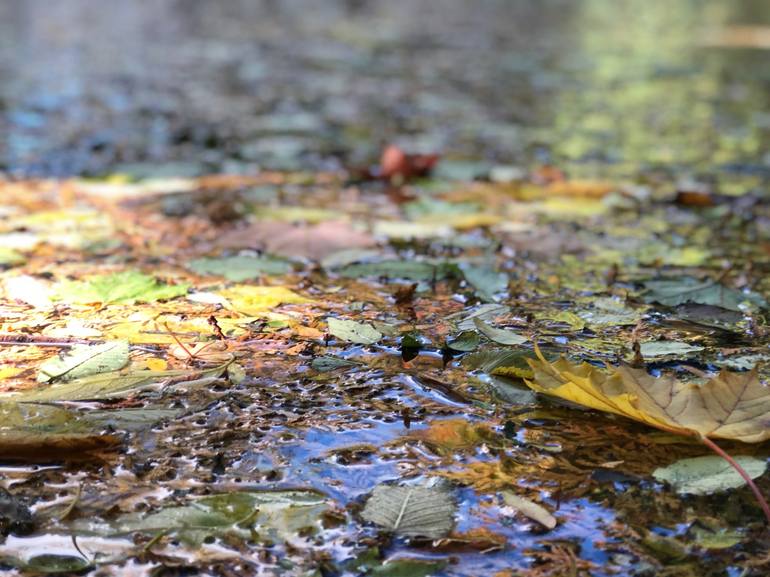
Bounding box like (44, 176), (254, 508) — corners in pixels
(525, 346), (770, 443)
(218, 285), (311, 316)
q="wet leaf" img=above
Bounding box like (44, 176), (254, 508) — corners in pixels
(446, 331), (480, 353)
(13, 363), (229, 402)
(22, 554), (91, 574)
(311, 356), (361, 372)
(37, 340), (129, 383)
(526, 348), (770, 442)
(473, 318), (527, 346)
(361, 483), (455, 539)
(104, 490), (328, 546)
(501, 491), (557, 529)
(0, 248), (25, 267)
(653, 455), (767, 495)
(327, 318), (382, 345)
(218, 285), (310, 315)
(188, 255), (292, 280)
(55, 271), (189, 305)
(411, 418), (492, 452)
(0, 403), (121, 461)
(643, 278), (766, 312)
(339, 260), (455, 282)
(638, 341), (704, 359)
(458, 263), (508, 303)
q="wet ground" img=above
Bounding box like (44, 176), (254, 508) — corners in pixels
(1, 1), (769, 180)
(1, 1), (770, 576)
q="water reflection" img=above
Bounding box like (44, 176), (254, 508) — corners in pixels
(0, 0), (767, 177)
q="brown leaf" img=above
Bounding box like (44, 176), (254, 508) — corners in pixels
(526, 347), (770, 443)
(216, 220), (375, 261)
(380, 145), (440, 181)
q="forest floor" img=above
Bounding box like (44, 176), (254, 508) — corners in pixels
(1, 2), (770, 576)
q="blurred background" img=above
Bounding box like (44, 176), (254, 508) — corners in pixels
(0, 0), (769, 181)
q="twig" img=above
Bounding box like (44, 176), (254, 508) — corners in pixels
(700, 435), (770, 525)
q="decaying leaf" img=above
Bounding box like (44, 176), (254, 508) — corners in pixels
(11, 362), (230, 402)
(501, 491), (557, 529)
(473, 318), (527, 346)
(327, 318), (382, 345)
(188, 255), (292, 280)
(82, 490), (328, 546)
(37, 340), (129, 383)
(653, 455), (767, 495)
(525, 347), (770, 443)
(643, 278), (766, 312)
(0, 403), (121, 461)
(361, 483), (455, 539)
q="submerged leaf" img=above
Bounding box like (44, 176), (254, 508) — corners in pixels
(501, 491), (557, 529)
(14, 363), (229, 402)
(473, 318), (527, 346)
(99, 490), (327, 546)
(311, 356), (361, 372)
(327, 318), (382, 345)
(643, 278), (766, 311)
(37, 341), (129, 383)
(653, 455), (767, 495)
(361, 483), (455, 539)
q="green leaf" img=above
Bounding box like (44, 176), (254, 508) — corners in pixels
(55, 271), (189, 305)
(643, 278), (766, 312)
(15, 363), (229, 402)
(188, 255), (292, 281)
(473, 318), (527, 345)
(327, 318), (382, 345)
(0, 403), (122, 461)
(311, 356), (361, 372)
(339, 260), (455, 282)
(458, 263), (508, 303)
(448, 303), (509, 331)
(446, 331), (480, 353)
(653, 455), (767, 495)
(37, 341), (129, 383)
(104, 490), (327, 546)
(24, 555), (91, 574)
(403, 197), (480, 220)
(638, 341), (704, 359)
(501, 490), (557, 529)
(361, 483), (455, 539)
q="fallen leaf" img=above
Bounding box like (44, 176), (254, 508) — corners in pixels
(361, 483), (455, 539)
(525, 347), (770, 443)
(473, 318), (527, 346)
(188, 255), (292, 280)
(218, 285), (310, 315)
(327, 318), (382, 345)
(501, 491), (557, 529)
(217, 220), (376, 261)
(643, 278), (766, 311)
(37, 341), (129, 383)
(653, 455), (767, 495)
(380, 145), (439, 181)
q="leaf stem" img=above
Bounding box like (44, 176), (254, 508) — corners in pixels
(700, 435), (770, 525)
